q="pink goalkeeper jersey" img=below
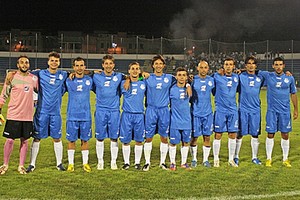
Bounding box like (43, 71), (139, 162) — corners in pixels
(0, 71), (38, 121)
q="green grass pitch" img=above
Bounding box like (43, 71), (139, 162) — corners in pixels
(0, 88), (299, 199)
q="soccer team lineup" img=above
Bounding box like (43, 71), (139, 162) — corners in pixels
(0, 51), (298, 175)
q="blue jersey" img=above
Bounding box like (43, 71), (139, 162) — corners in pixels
(170, 85), (191, 130)
(213, 72), (239, 113)
(191, 75), (215, 117)
(93, 72), (123, 110)
(121, 80), (146, 113)
(65, 76), (93, 121)
(260, 71), (297, 113)
(33, 69), (68, 115)
(238, 72), (264, 113)
(145, 73), (175, 108)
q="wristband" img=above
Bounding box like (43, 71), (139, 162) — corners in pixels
(186, 83), (191, 87)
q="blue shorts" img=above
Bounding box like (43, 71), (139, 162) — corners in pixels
(192, 113), (214, 137)
(33, 112), (62, 139)
(120, 112), (145, 144)
(169, 128), (191, 145)
(95, 109), (120, 140)
(238, 111), (261, 137)
(214, 111), (238, 133)
(66, 120), (92, 142)
(266, 110), (291, 133)
(145, 106), (170, 139)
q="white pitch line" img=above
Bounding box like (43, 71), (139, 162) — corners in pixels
(178, 190), (300, 200)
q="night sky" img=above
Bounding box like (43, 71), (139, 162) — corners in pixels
(1, 0), (300, 42)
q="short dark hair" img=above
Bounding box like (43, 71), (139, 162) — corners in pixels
(48, 51), (60, 59)
(102, 54), (115, 64)
(176, 67), (188, 75)
(17, 55), (29, 63)
(72, 57), (85, 66)
(151, 55), (165, 66)
(128, 61), (140, 70)
(224, 57), (235, 64)
(245, 56), (257, 64)
(273, 57), (285, 64)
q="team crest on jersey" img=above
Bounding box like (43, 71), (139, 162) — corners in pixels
(256, 77), (261, 82)
(234, 77), (238, 82)
(208, 81), (212, 87)
(284, 78), (289, 83)
(113, 76), (118, 82)
(77, 85), (83, 91)
(59, 74), (63, 80)
(24, 86), (29, 92)
(104, 81), (110, 87)
(85, 80), (91, 85)
(140, 84), (145, 90)
(164, 77), (169, 83)
(32, 76), (37, 81)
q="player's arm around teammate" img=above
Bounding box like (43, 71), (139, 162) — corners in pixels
(212, 58), (239, 168)
(263, 57), (298, 167)
(65, 57), (93, 173)
(142, 55), (175, 171)
(26, 52), (68, 173)
(93, 55), (123, 170)
(234, 56), (264, 166)
(169, 67), (192, 170)
(0, 55), (38, 175)
(190, 60), (214, 168)
(120, 62), (146, 170)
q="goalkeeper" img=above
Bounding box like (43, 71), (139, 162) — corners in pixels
(0, 55), (38, 175)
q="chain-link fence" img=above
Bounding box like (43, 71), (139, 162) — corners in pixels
(0, 31), (299, 85)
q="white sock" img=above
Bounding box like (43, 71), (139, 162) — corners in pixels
(30, 141), (40, 167)
(266, 138), (274, 160)
(228, 138), (236, 161)
(203, 146), (211, 162)
(144, 142), (152, 164)
(251, 137), (259, 159)
(169, 145), (176, 164)
(134, 145), (143, 165)
(110, 141), (118, 163)
(160, 143), (169, 164)
(122, 145), (131, 164)
(190, 145), (198, 161)
(234, 138), (242, 159)
(213, 139), (221, 161)
(96, 140), (104, 164)
(181, 146), (189, 165)
(281, 139), (290, 161)
(54, 141), (63, 166)
(82, 150), (89, 165)
(68, 149), (75, 165)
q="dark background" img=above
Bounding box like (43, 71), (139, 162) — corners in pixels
(1, 0), (300, 41)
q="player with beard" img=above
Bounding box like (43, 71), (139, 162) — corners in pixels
(0, 55), (38, 175)
(260, 57), (298, 167)
(65, 57), (93, 172)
